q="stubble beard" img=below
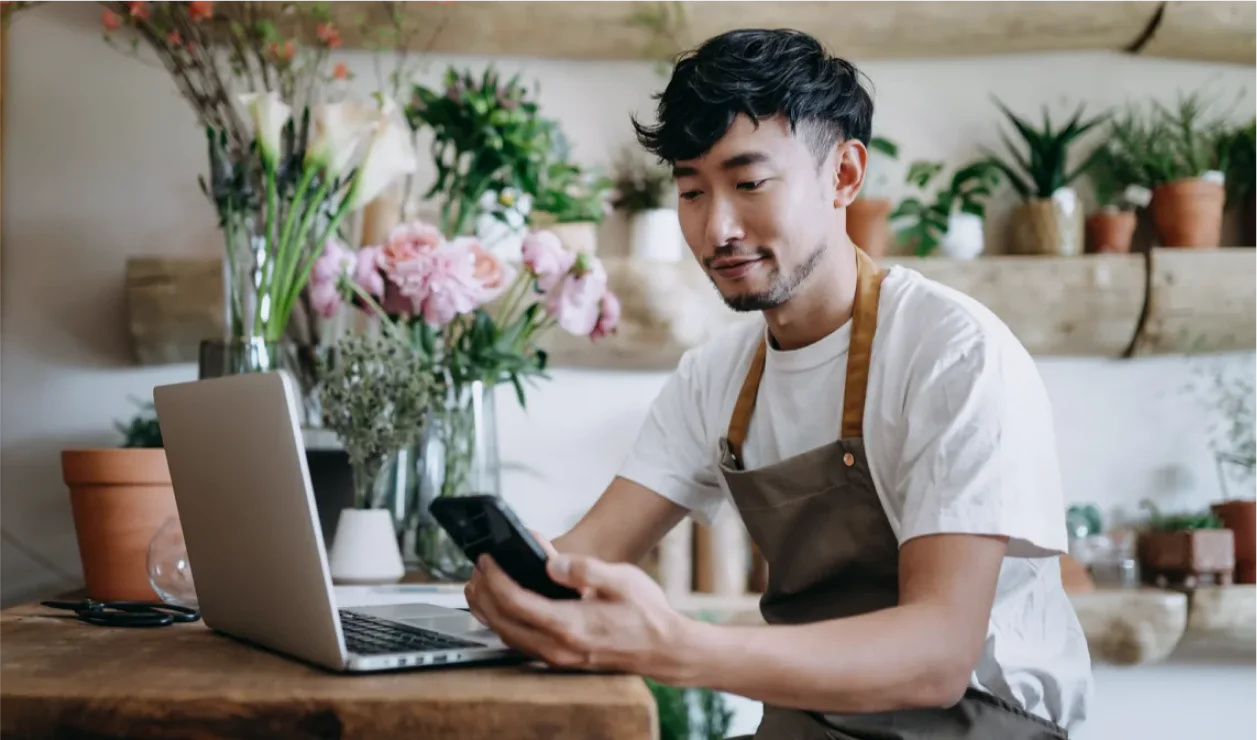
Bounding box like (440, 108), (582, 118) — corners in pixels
(716, 242), (827, 313)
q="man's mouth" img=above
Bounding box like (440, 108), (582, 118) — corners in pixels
(710, 256), (766, 280)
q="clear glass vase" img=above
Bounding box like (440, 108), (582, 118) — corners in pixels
(411, 380), (502, 581)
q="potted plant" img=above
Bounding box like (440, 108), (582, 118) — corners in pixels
(531, 155), (616, 255)
(890, 159), (1002, 259)
(318, 332), (438, 584)
(611, 147), (682, 262)
(62, 400), (179, 601)
(1188, 358), (1256, 583)
(1082, 141), (1152, 254)
(1224, 118), (1255, 247)
(847, 136), (900, 258)
(1136, 502), (1235, 587)
(985, 98), (1107, 256)
(1101, 92), (1234, 249)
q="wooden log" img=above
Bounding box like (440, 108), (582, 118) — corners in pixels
(306, 1), (1178, 63)
(1129, 247), (1257, 356)
(1138, 1), (1257, 66)
(125, 257), (224, 365)
(1181, 584), (1256, 651)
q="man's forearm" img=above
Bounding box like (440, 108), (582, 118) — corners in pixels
(677, 604), (976, 714)
(553, 476), (688, 564)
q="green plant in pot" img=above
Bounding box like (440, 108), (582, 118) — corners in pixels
(847, 136), (899, 258)
(530, 152), (615, 256)
(612, 147), (682, 261)
(890, 159), (1001, 259)
(1136, 500), (1235, 587)
(1224, 118), (1255, 247)
(1100, 92), (1235, 249)
(984, 98), (1107, 256)
(1080, 137), (1152, 254)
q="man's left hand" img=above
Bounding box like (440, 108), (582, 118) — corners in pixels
(469, 552), (697, 683)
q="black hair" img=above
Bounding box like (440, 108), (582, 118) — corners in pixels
(632, 28), (874, 165)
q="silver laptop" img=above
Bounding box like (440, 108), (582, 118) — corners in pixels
(153, 370), (518, 673)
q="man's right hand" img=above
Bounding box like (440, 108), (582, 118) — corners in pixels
(464, 529), (558, 625)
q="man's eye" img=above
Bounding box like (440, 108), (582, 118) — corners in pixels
(680, 190), (703, 201)
(738, 180), (766, 191)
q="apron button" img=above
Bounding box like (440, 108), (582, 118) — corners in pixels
(843, 452), (855, 467)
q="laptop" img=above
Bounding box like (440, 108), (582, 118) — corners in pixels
(152, 370), (518, 673)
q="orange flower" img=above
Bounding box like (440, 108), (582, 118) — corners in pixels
(317, 23), (342, 49)
(188, 0), (212, 21)
(101, 8), (121, 30)
(167, 30), (182, 46)
(127, 1), (148, 20)
(332, 62), (350, 80)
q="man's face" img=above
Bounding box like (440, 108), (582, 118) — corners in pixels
(672, 115), (852, 312)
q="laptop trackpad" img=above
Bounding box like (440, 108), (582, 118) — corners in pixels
(406, 614), (496, 640)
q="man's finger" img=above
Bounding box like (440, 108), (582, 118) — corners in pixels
(480, 553), (576, 634)
(475, 564), (588, 667)
(547, 554), (633, 599)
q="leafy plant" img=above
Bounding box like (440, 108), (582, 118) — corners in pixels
(859, 135), (900, 200)
(1224, 118), (1255, 207)
(889, 160), (1001, 256)
(611, 147), (674, 214)
(115, 400), (163, 449)
(1140, 500), (1224, 532)
(531, 158), (616, 225)
(408, 66), (559, 237)
(646, 679), (734, 740)
(1098, 91), (1235, 191)
(317, 333), (438, 509)
(985, 98), (1108, 200)
(1185, 356), (1256, 495)
(626, 1), (688, 77)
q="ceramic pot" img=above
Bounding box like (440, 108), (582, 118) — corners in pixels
(328, 508), (405, 585)
(846, 198), (893, 258)
(938, 212), (985, 260)
(1008, 189), (1084, 256)
(548, 221), (599, 255)
(1085, 209), (1138, 254)
(1137, 528), (1235, 587)
(1212, 500), (1256, 584)
(1149, 177), (1226, 248)
(63, 448), (178, 601)
(629, 209), (685, 262)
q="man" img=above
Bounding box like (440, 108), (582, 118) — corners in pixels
(465, 28), (1092, 739)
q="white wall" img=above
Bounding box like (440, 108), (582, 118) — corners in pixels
(3, 4), (1253, 738)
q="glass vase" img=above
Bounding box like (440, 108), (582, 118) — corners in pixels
(411, 380), (502, 581)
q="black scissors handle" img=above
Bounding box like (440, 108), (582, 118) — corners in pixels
(40, 599), (200, 627)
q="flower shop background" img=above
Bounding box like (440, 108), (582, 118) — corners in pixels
(1, 3), (1254, 739)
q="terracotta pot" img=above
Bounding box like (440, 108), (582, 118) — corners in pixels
(1085, 210), (1137, 254)
(1008, 196), (1084, 255)
(1137, 528), (1235, 587)
(1212, 500), (1256, 584)
(1149, 177), (1226, 248)
(846, 198), (893, 258)
(62, 449), (178, 601)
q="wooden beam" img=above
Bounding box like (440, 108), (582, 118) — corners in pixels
(288, 1), (1253, 66)
(1138, 1), (1257, 66)
(1129, 247), (1257, 356)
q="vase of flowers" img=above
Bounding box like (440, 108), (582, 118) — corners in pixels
(318, 332), (437, 584)
(311, 221), (621, 580)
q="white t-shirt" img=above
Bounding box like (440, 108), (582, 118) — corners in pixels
(618, 264), (1093, 731)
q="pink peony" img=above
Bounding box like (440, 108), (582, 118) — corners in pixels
(311, 238), (353, 283)
(590, 291), (621, 341)
(395, 242), (486, 327)
(546, 254), (608, 336)
(521, 229), (575, 292)
(463, 237), (514, 302)
(353, 245), (385, 297)
(380, 220), (443, 277)
(310, 279), (343, 319)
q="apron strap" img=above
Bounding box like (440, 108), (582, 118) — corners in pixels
(724, 247), (885, 463)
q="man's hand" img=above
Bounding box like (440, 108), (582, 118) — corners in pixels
(466, 548), (697, 683)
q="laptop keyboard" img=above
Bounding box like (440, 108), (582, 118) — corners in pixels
(339, 610), (486, 655)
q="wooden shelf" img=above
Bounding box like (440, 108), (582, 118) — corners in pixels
(123, 248), (1256, 369)
(269, 1), (1255, 66)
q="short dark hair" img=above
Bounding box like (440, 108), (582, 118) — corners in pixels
(632, 29), (874, 165)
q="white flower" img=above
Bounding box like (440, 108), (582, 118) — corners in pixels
(307, 102), (375, 177)
(348, 97), (417, 210)
(238, 92), (291, 164)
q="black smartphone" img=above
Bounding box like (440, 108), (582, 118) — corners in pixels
(428, 495), (580, 600)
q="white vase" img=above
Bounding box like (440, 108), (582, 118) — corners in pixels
(629, 208), (685, 262)
(328, 508), (405, 585)
(939, 212), (985, 260)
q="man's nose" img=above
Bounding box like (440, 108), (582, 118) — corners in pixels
(703, 197), (745, 249)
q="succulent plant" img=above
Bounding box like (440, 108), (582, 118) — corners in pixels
(985, 97), (1108, 200)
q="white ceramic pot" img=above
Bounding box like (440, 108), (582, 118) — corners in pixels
(629, 208), (685, 262)
(939, 212), (985, 260)
(328, 508), (405, 585)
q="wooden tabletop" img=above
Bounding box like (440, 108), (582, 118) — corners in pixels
(0, 602), (658, 740)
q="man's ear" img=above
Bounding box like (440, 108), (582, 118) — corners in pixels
(831, 140), (867, 209)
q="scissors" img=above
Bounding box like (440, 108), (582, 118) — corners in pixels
(40, 599), (201, 628)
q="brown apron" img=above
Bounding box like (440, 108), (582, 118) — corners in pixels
(718, 248), (1068, 740)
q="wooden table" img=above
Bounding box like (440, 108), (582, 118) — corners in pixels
(0, 601), (658, 739)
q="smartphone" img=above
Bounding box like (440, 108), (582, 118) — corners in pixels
(428, 495), (580, 600)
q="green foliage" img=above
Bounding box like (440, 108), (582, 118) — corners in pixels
(408, 66), (558, 236)
(646, 679), (734, 740)
(868, 136), (899, 159)
(531, 158), (615, 224)
(611, 148), (674, 214)
(1096, 91), (1235, 191)
(1140, 501), (1224, 532)
(626, 1), (688, 77)
(317, 333), (438, 509)
(985, 98), (1108, 200)
(1224, 119), (1255, 206)
(115, 400), (163, 449)
(889, 160), (1001, 256)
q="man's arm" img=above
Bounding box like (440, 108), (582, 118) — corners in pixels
(677, 532), (1008, 713)
(552, 476), (690, 565)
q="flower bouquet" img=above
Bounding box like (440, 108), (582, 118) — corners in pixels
(310, 219), (620, 578)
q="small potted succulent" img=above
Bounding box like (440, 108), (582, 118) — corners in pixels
(611, 147), (682, 262)
(1136, 502), (1235, 588)
(1224, 118), (1255, 247)
(530, 156), (615, 255)
(890, 159), (1002, 259)
(1082, 140), (1152, 254)
(985, 98), (1107, 256)
(847, 136), (900, 258)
